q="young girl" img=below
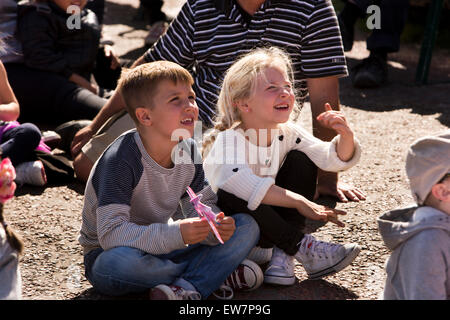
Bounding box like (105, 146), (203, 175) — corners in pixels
(203, 47), (362, 286)
(1, 45), (47, 186)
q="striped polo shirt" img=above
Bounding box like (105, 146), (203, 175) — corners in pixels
(144, 0), (348, 127)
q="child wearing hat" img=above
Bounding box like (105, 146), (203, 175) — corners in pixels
(377, 130), (450, 300)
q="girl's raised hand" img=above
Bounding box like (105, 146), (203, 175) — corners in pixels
(316, 103), (353, 137)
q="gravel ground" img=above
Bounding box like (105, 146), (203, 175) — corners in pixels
(4, 0), (450, 300)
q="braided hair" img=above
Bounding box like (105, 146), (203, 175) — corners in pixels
(202, 46), (297, 157)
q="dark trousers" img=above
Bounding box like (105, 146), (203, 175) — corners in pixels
(0, 123), (41, 166)
(217, 150), (317, 256)
(5, 63), (107, 126)
(342, 0), (409, 53)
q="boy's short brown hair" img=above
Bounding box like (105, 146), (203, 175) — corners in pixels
(117, 61), (194, 124)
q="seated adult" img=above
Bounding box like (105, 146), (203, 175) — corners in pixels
(71, 0), (366, 203)
(0, 0), (119, 125)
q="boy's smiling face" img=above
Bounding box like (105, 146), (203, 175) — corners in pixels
(145, 79), (199, 140)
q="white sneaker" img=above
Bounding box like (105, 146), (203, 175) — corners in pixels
(149, 284), (201, 300)
(15, 160), (47, 186)
(294, 234), (361, 280)
(213, 259), (263, 300)
(264, 247), (296, 285)
(246, 246), (273, 265)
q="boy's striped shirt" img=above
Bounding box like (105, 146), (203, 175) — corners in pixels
(78, 131), (220, 255)
(144, 0), (347, 126)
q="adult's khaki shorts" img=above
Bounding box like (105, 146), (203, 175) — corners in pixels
(82, 110), (135, 163)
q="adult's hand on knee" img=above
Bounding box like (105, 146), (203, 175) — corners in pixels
(71, 125), (94, 157)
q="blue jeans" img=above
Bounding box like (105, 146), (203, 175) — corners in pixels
(84, 214), (259, 299)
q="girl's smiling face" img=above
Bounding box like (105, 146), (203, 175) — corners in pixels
(146, 79), (199, 140)
(239, 66), (295, 129)
(52, 0), (87, 11)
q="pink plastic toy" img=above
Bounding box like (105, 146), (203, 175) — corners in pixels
(0, 158), (16, 204)
(186, 186), (224, 244)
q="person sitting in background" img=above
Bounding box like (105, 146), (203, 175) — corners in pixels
(338, 0), (409, 88)
(0, 56), (47, 187)
(0, 0), (124, 127)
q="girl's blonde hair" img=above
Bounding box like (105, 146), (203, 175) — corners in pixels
(202, 46), (298, 157)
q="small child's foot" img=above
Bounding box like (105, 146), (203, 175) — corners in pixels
(264, 247), (296, 286)
(15, 160), (47, 187)
(294, 234), (361, 280)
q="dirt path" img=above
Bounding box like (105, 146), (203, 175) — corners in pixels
(4, 0), (449, 300)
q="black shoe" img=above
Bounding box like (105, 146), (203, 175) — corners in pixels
(337, 14), (354, 52)
(351, 54), (388, 88)
(55, 120), (92, 155)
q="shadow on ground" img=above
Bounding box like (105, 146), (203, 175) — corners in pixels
(103, 1), (147, 30)
(72, 277), (358, 300)
(339, 53), (450, 127)
(234, 279), (358, 300)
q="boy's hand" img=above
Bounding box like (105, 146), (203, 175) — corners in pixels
(215, 212), (235, 242)
(179, 218), (210, 244)
(316, 103), (353, 138)
(296, 199), (346, 227)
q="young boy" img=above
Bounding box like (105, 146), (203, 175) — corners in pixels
(78, 61), (262, 300)
(378, 131), (450, 300)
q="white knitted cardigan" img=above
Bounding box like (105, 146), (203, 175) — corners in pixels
(204, 122), (362, 210)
